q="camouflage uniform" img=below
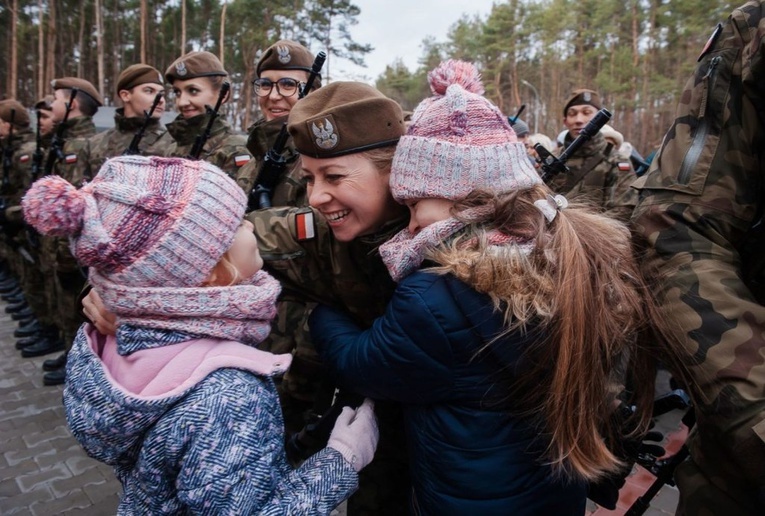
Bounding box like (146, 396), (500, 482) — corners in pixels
(247, 206), (411, 514)
(547, 131), (637, 222)
(237, 116), (316, 433)
(80, 107), (171, 179)
(1, 127), (35, 279)
(631, 2), (765, 513)
(164, 114), (250, 180)
(12, 133), (51, 329)
(46, 116), (96, 347)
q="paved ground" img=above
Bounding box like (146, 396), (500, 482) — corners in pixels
(0, 298), (684, 515)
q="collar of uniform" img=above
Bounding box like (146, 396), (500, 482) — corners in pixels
(165, 113), (229, 146)
(246, 116), (299, 162)
(562, 130), (607, 158)
(62, 116), (96, 138)
(358, 212), (409, 247)
(114, 107), (163, 133)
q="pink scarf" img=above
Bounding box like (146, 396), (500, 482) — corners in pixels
(90, 269), (281, 346)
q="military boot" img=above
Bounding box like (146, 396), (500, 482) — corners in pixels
(5, 299), (29, 313)
(43, 352), (67, 372)
(11, 306), (35, 321)
(21, 335), (65, 358)
(15, 319), (42, 339)
(43, 366), (66, 386)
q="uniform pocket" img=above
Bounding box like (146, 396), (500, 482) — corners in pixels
(639, 45), (740, 196)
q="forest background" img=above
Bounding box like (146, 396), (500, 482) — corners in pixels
(1, 0), (739, 155)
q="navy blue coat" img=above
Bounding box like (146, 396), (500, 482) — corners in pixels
(311, 270), (587, 515)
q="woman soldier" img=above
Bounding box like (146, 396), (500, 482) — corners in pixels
(163, 51), (251, 180)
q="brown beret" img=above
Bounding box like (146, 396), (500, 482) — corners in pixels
(257, 40), (316, 77)
(563, 88), (601, 116)
(0, 100), (30, 127)
(288, 82), (405, 159)
(165, 51), (227, 83)
(51, 77), (104, 106)
(34, 95), (54, 111)
(116, 64), (164, 95)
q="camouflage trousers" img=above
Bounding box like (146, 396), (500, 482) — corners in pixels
(675, 455), (762, 516)
(53, 270), (86, 348)
(20, 245), (54, 326)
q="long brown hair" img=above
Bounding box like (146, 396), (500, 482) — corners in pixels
(429, 183), (692, 481)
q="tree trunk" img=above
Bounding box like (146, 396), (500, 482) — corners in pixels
(38, 0), (44, 98)
(140, 0), (147, 63)
(9, 0), (19, 98)
(181, 0), (186, 55)
(77, 0), (86, 78)
(95, 0), (104, 99)
(45, 0), (57, 88)
(220, 1), (227, 67)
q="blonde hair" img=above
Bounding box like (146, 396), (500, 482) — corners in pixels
(428, 184), (693, 481)
(202, 251), (242, 287)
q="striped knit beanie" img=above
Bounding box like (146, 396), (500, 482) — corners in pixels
(390, 60), (541, 202)
(22, 156), (246, 288)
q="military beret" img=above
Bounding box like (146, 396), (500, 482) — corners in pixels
(51, 77), (104, 106)
(257, 40), (316, 77)
(165, 51), (227, 83)
(563, 88), (601, 116)
(116, 64), (164, 95)
(288, 82), (405, 159)
(34, 95), (54, 111)
(0, 100), (30, 127)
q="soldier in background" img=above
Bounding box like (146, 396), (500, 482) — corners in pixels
(547, 89), (636, 222)
(632, 1), (765, 513)
(20, 78), (101, 366)
(82, 63), (170, 177)
(236, 39), (322, 437)
(163, 51), (251, 179)
(0, 100), (34, 321)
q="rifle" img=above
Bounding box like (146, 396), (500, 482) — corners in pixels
(43, 88), (78, 177)
(30, 108), (44, 182)
(247, 51), (327, 211)
(534, 108), (612, 182)
(187, 82), (231, 160)
(509, 104), (526, 125)
(123, 91), (164, 155)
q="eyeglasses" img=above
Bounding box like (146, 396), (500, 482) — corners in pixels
(252, 77), (304, 98)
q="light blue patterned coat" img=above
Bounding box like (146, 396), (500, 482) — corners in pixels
(64, 324), (357, 515)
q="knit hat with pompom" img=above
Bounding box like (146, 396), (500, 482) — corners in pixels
(22, 156), (246, 289)
(390, 60), (541, 201)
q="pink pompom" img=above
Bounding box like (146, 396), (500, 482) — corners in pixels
(427, 59), (485, 96)
(22, 176), (86, 236)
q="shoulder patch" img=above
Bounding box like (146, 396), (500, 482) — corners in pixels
(234, 154), (250, 167)
(698, 23), (723, 62)
(294, 211), (316, 241)
(618, 162), (631, 172)
(65, 154), (78, 164)
(19, 154), (30, 163)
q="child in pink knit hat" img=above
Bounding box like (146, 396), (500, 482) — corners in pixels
(22, 155), (377, 515)
(309, 61), (691, 513)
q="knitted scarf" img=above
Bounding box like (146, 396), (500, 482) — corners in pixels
(380, 217), (469, 282)
(90, 269), (281, 351)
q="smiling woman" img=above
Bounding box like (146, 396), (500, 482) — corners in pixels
(162, 51), (251, 180)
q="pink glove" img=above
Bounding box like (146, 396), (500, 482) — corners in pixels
(327, 398), (379, 472)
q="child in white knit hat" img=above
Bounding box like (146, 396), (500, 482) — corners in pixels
(309, 60), (691, 514)
(22, 155), (377, 515)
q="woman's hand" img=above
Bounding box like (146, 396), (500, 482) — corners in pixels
(82, 289), (118, 336)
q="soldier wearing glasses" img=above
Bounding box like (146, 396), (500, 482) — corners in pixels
(235, 40), (326, 444)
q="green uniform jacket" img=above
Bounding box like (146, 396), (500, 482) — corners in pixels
(547, 131), (636, 222)
(46, 116), (96, 273)
(80, 108), (171, 179)
(236, 117), (307, 209)
(164, 114), (251, 181)
(632, 1), (765, 512)
(2, 128), (35, 222)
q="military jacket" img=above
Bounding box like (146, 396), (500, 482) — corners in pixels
(632, 1), (765, 511)
(81, 108), (170, 179)
(48, 116), (97, 186)
(2, 128), (35, 208)
(547, 131), (636, 222)
(4, 129), (37, 224)
(236, 117), (307, 207)
(46, 116), (96, 273)
(246, 206), (407, 327)
(164, 114), (250, 179)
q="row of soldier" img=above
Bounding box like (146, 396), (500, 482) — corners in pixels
(2, 3), (763, 510)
